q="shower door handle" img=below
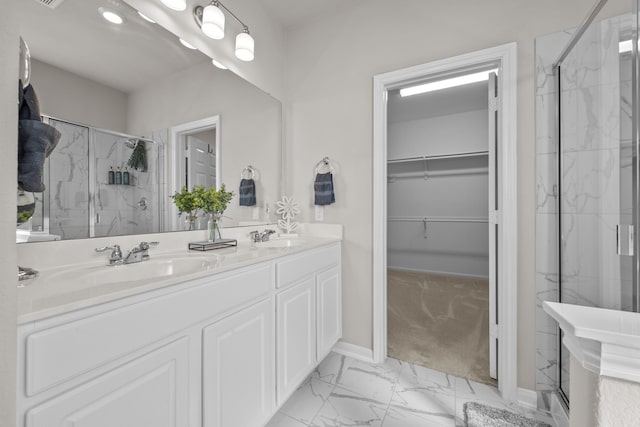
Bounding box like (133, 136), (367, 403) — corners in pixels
(617, 225), (634, 256)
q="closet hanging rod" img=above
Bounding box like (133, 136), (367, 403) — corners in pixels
(387, 150), (489, 164)
(387, 216), (488, 223)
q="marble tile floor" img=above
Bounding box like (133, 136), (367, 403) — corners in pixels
(265, 352), (555, 427)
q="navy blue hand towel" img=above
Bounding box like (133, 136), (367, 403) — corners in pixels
(239, 178), (257, 206)
(314, 172), (335, 206)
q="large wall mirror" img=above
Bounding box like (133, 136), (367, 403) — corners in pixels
(16, 0), (282, 243)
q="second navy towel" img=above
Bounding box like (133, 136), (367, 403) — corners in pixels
(239, 178), (257, 206)
(314, 172), (335, 206)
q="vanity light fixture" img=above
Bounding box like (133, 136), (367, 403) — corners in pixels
(99, 7), (124, 25)
(193, 1), (255, 61)
(179, 38), (197, 50)
(138, 11), (156, 23)
(400, 69), (499, 97)
(160, 0), (187, 11)
(212, 59), (228, 69)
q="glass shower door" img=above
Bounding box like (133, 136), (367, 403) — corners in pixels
(557, 10), (635, 404)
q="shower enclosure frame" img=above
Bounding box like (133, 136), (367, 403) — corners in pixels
(553, 0), (640, 408)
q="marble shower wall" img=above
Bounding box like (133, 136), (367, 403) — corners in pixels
(46, 119), (91, 240)
(93, 129), (164, 238)
(535, 14), (632, 408)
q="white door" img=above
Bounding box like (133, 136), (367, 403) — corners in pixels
(202, 299), (274, 427)
(187, 134), (216, 188)
(276, 277), (316, 405)
(488, 71), (500, 380)
(24, 338), (190, 427)
(316, 266), (342, 361)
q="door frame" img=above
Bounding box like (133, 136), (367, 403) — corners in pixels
(169, 115), (221, 231)
(372, 43), (518, 401)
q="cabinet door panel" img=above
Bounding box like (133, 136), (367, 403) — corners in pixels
(276, 277), (316, 404)
(25, 337), (189, 427)
(203, 299), (274, 427)
(276, 245), (340, 289)
(317, 266), (342, 360)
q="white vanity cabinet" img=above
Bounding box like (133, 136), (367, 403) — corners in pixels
(275, 244), (342, 404)
(202, 298), (275, 427)
(16, 241), (341, 427)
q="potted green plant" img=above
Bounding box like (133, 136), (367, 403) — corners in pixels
(170, 185), (234, 241)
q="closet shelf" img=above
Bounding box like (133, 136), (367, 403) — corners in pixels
(387, 150), (488, 164)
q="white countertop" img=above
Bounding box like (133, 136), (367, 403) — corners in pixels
(543, 301), (640, 383)
(18, 236), (341, 324)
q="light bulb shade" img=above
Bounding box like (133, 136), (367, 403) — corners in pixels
(201, 4), (225, 40)
(235, 32), (254, 61)
(160, 0), (186, 11)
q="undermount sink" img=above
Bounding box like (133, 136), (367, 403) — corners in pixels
(47, 255), (216, 288)
(256, 239), (306, 248)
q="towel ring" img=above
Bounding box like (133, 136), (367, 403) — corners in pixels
(315, 157), (334, 174)
(241, 165), (256, 180)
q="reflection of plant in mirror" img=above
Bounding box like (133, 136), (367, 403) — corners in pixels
(171, 185), (235, 230)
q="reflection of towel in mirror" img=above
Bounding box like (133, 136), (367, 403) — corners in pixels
(17, 82), (61, 193)
(314, 172), (335, 206)
(239, 178), (257, 206)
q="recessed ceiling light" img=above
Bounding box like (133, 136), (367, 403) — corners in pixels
(179, 38), (197, 50)
(160, 0), (186, 11)
(138, 11), (156, 23)
(212, 59), (227, 70)
(98, 7), (124, 25)
(400, 69), (499, 97)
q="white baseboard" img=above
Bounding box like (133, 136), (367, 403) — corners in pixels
(517, 388), (538, 410)
(387, 265), (489, 280)
(550, 392), (569, 427)
(332, 340), (374, 363)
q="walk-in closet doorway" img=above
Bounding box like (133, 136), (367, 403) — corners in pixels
(372, 44), (518, 400)
(386, 70), (497, 385)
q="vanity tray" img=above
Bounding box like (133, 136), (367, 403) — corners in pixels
(188, 239), (238, 251)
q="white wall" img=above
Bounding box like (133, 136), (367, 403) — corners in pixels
(387, 109), (489, 277)
(30, 59), (128, 133)
(283, 0), (630, 390)
(127, 60), (281, 228)
(0, 2), (18, 425)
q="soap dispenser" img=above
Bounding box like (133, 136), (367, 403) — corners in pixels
(115, 167), (122, 185)
(123, 168), (130, 185)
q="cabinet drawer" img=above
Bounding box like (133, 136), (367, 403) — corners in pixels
(276, 244), (339, 289)
(24, 263), (272, 396)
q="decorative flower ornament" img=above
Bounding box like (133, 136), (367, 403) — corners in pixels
(276, 195), (300, 235)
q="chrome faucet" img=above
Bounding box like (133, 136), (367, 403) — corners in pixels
(123, 241), (159, 264)
(95, 244), (123, 265)
(250, 229), (277, 243)
(95, 242), (159, 265)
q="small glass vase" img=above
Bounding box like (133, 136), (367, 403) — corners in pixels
(207, 214), (222, 242)
(185, 214), (198, 231)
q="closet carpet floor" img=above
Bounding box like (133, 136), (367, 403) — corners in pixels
(387, 269), (496, 386)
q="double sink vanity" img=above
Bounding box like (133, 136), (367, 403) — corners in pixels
(16, 225), (342, 427)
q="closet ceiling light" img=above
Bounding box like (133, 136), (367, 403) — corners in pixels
(179, 38), (197, 49)
(212, 59), (228, 69)
(620, 39), (633, 53)
(138, 11), (156, 23)
(400, 69), (499, 97)
(160, 0), (186, 11)
(99, 7), (124, 24)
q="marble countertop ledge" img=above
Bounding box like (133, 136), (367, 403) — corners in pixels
(543, 301), (640, 384)
(17, 224), (342, 324)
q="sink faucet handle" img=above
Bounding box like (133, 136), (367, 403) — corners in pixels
(138, 241), (159, 250)
(249, 230), (260, 242)
(95, 244), (122, 255)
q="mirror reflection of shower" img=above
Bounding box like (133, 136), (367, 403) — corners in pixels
(18, 117), (165, 241)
